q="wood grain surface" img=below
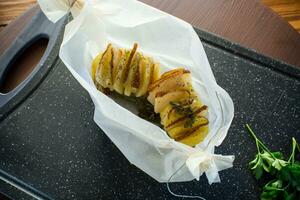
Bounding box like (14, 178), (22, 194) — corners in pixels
(0, 5), (38, 55)
(140, 0), (300, 67)
(1, 0), (300, 33)
(263, 0), (300, 33)
(0, 0), (300, 68)
(0, 0), (36, 31)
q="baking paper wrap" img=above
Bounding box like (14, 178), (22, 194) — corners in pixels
(38, 0), (235, 184)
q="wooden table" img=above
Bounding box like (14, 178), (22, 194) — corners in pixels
(1, 0), (300, 68)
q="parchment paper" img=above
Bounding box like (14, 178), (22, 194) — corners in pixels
(38, 0), (235, 184)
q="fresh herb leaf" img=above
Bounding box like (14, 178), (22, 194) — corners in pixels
(170, 101), (196, 128)
(110, 92), (161, 127)
(284, 191), (296, 200)
(184, 113), (196, 128)
(272, 159), (288, 171)
(249, 154), (264, 179)
(137, 98), (161, 126)
(261, 179), (283, 200)
(246, 124), (300, 200)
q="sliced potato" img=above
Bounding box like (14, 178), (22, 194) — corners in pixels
(98, 44), (113, 89)
(122, 43), (138, 84)
(178, 124), (209, 146)
(135, 56), (151, 97)
(160, 104), (174, 125)
(113, 50), (130, 94)
(167, 111), (208, 131)
(149, 68), (189, 91)
(113, 43), (138, 94)
(160, 97), (200, 125)
(92, 44), (210, 147)
(167, 125), (189, 140)
(154, 90), (191, 113)
(131, 60), (140, 94)
(161, 68), (187, 79)
(148, 71), (192, 105)
(94, 44), (111, 89)
(124, 52), (141, 96)
(112, 48), (123, 87)
(148, 58), (154, 85)
(169, 116), (208, 141)
(92, 52), (103, 82)
(94, 79), (104, 92)
(151, 63), (160, 83)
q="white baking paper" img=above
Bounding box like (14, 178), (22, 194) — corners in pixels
(37, 0), (235, 184)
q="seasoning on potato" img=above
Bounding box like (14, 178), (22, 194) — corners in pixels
(92, 43), (209, 147)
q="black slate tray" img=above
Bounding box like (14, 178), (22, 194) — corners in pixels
(0, 10), (300, 200)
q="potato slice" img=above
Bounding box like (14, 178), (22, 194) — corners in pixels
(113, 44), (138, 94)
(167, 125), (188, 140)
(178, 124), (209, 147)
(151, 63), (160, 83)
(94, 44), (111, 89)
(149, 68), (189, 91)
(94, 81), (104, 92)
(148, 58), (154, 85)
(170, 116), (208, 141)
(98, 44), (113, 89)
(112, 48), (123, 87)
(160, 97), (199, 125)
(131, 59), (141, 94)
(160, 68), (186, 79)
(123, 43), (138, 84)
(167, 116), (206, 141)
(165, 104), (207, 131)
(148, 71), (191, 105)
(124, 52), (141, 96)
(160, 104), (173, 125)
(92, 52), (103, 82)
(113, 50), (130, 94)
(154, 90), (191, 113)
(135, 56), (151, 97)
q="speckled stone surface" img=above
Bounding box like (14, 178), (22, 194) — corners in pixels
(0, 26), (300, 199)
(0, 179), (34, 200)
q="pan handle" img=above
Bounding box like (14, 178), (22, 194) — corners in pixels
(0, 9), (66, 118)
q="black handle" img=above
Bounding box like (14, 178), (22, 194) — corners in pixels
(0, 9), (67, 118)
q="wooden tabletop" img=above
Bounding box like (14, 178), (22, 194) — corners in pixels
(0, 0), (300, 68)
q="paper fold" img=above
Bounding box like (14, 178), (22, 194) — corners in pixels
(38, 0), (235, 183)
(186, 148), (234, 184)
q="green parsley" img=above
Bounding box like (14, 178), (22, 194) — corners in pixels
(246, 124), (300, 200)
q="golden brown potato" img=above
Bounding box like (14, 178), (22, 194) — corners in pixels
(147, 69), (192, 104)
(98, 44), (113, 89)
(124, 52), (141, 96)
(93, 43), (159, 97)
(136, 56), (152, 97)
(92, 43), (209, 147)
(148, 68), (209, 147)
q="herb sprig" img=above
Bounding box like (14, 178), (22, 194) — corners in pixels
(170, 101), (195, 128)
(137, 98), (161, 126)
(246, 124), (300, 200)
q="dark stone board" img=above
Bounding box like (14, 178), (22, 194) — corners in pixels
(0, 11), (299, 200)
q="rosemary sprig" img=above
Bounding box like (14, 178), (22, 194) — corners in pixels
(170, 101), (195, 128)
